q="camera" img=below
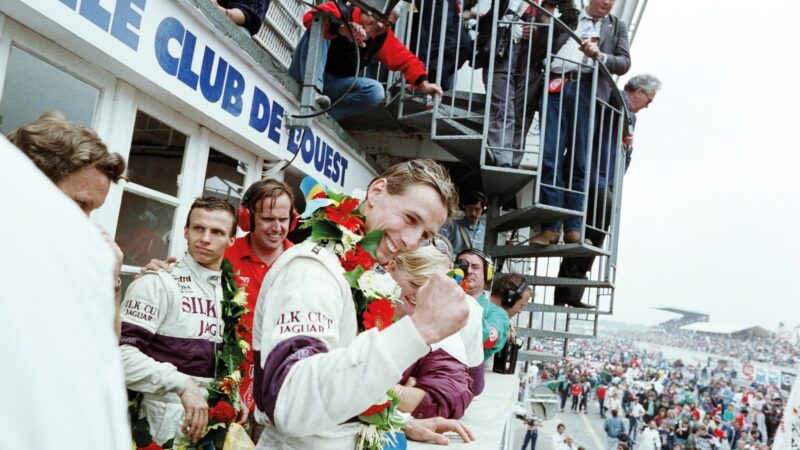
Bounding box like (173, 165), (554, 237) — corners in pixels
(543, 0), (579, 27)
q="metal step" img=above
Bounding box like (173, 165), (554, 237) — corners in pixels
(514, 328), (596, 340)
(488, 243), (610, 259)
(523, 302), (612, 315)
(434, 135), (483, 167)
(441, 90), (486, 111)
(487, 204), (582, 232)
(518, 350), (563, 362)
(480, 166), (534, 203)
(522, 275), (613, 289)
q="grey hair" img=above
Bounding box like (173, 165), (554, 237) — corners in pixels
(624, 74), (662, 93)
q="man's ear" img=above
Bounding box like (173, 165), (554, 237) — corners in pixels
(366, 178), (387, 205)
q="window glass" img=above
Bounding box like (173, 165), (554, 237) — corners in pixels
(203, 149), (248, 207)
(0, 46), (99, 133)
(115, 191), (175, 267)
(126, 111), (187, 196)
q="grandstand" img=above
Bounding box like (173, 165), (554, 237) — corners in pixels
(655, 306), (710, 330)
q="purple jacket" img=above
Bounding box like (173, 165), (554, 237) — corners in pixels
(401, 349), (475, 419)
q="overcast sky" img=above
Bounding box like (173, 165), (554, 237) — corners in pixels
(612, 0), (800, 329)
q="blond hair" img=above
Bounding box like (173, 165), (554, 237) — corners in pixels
(8, 110), (126, 184)
(373, 159), (459, 219)
(393, 244), (452, 285)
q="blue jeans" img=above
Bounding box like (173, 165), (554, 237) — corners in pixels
(521, 430), (538, 450)
(539, 79), (593, 233)
(289, 31), (385, 120)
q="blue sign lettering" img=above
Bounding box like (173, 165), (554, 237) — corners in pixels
(287, 129), (349, 187)
(60, 0), (145, 50)
(154, 16), (183, 75)
(154, 17), (245, 118)
(199, 48), (227, 103)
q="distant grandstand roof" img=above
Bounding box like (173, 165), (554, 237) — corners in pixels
(681, 322), (771, 337)
(655, 307), (707, 316)
(654, 307), (709, 330)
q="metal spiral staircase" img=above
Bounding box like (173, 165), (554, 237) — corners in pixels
(275, 0), (646, 366)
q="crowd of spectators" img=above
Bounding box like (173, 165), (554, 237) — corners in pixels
(524, 335), (790, 450)
(605, 329), (800, 368)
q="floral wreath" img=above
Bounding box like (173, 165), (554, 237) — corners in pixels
(298, 178), (407, 450)
(128, 259), (249, 450)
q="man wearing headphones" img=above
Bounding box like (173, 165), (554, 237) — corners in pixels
(226, 179), (298, 425)
(440, 191), (487, 255)
(456, 250), (529, 361)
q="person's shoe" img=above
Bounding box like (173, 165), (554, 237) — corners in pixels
(315, 93), (331, 110)
(563, 230), (592, 245)
(553, 300), (594, 309)
(533, 229), (560, 245)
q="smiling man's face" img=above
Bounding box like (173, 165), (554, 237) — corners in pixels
(361, 179), (447, 264)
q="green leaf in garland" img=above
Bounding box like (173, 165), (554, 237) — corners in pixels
(311, 219), (343, 242)
(343, 266), (365, 291)
(357, 230), (384, 258)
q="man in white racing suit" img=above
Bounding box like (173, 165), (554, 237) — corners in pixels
(252, 160), (474, 449)
(120, 197), (240, 445)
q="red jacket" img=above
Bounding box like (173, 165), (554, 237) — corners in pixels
(303, 3), (428, 86)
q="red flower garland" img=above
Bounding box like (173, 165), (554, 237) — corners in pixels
(362, 299), (395, 331)
(341, 247), (377, 272)
(209, 400), (237, 425)
(138, 443), (164, 450)
(361, 400), (393, 417)
(325, 198), (365, 232)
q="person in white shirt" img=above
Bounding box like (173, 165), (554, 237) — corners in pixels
(0, 136), (129, 449)
(552, 423), (577, 450)
(252, 160), (472, 449)
(637, 421), (660, 450)
(628, 396), (645, 443)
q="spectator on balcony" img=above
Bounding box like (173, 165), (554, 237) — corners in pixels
(289, 2), (443, 120)
(212, 0), (269, 36)
(407, 0), (475, 93)
(483, 0), (551, 168)
(531, 0), (630, 246)
(439, 190), (486, 254)
(552, 74), (660, 308)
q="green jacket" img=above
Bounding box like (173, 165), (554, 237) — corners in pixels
(477, 292), (510, 361)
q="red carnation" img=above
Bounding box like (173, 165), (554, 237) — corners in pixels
(362, 299), (395, 331)
(341, 247), (377, 272)
(312, 191), (328, 200)
(361, 400), (393, 417)
(325, 198), (364, 232)
(138, 443), (164, 450)
(209, 400), (237, 424)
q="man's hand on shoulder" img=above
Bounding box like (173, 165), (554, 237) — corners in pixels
(180, 378), (209, 443)
(404, 417), (475, 445)
(411, 273), (469, 345)
(137, 257), (178, 277)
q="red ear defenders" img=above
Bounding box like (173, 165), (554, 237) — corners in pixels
(237, 180), (299, 233)
(236, 204), (299, 233)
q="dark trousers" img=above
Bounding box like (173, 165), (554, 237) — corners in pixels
(554, 188), (614, 304)
(560, 390), (569, 410)
(409, 0), (474, 90)
(571, 394), (579, 411)
(599, 397), (606, 417)
(521, 430), (538, 450)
